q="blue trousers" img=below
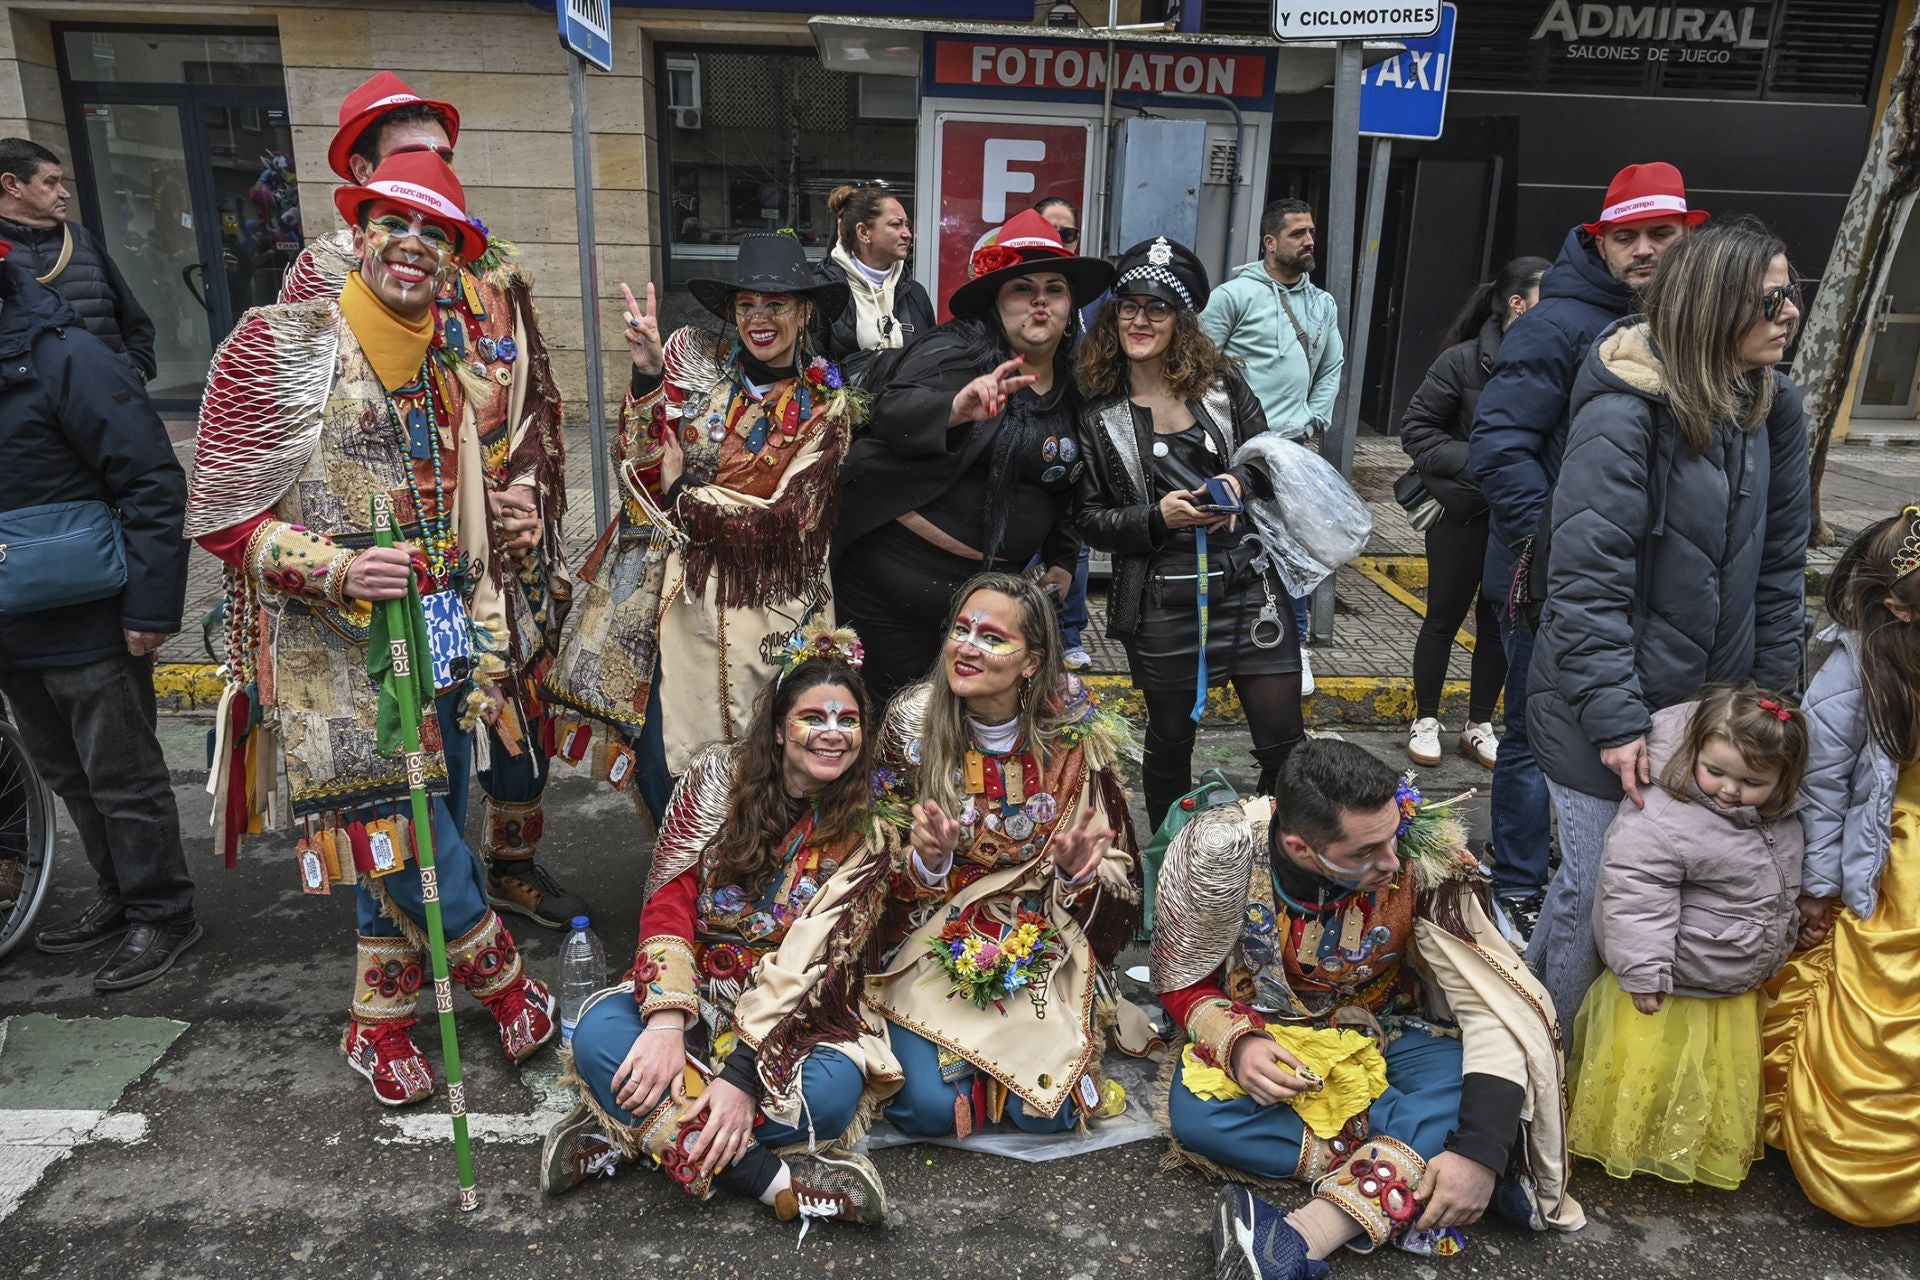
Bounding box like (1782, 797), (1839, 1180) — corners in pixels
(1489, 611), (1552, 893)
(1168, 1026), (1464, 1181)
(569, 992), (866, 1195)
(882, 1020), (1076, 1136)
(1060, 545), (1091, 649)
(356, 689), (489, 939)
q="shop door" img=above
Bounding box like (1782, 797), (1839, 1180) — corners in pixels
(1855, 198), (1920, 422)
(59, 28), (294, 406)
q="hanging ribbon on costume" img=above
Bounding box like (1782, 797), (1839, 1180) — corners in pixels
(1192, 525), (1210, 721)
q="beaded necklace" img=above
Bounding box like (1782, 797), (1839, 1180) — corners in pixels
(385, 356), (456, 584)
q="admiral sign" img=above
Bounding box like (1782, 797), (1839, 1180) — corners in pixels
(1530, 2), (1772, 64)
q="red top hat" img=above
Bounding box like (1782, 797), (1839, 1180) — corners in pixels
(1583, 162), (1710, 235)
(326, 71), (461, 181)
(332, 151), (486, 262)
(948, 208), (1112, 320)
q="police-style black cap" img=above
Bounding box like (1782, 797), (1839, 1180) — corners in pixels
(1111, 236), (1210, 312)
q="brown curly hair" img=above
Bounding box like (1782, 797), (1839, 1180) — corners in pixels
(704, 657), (879, 892)
(1074, 302), (1234, 400)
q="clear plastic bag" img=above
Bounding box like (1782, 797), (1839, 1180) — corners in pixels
(1231, 434), (1373, 597)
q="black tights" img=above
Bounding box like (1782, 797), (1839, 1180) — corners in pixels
(1140, 674), (1305, 833)
(1413, 516), (1507, 722)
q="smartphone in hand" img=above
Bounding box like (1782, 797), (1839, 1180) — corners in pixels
(1192, 476), (1243, 516)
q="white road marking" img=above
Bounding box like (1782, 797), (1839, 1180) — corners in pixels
(0, 1108), (150, 1220)
(375, 1062), (574, 1146)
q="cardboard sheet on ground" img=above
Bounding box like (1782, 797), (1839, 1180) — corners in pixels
(858, 1051), (1169, 1163)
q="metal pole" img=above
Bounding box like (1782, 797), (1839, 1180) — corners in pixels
(570, 54), (612, 531)
(1310, 39), (1364, 644)
(1096, 0), (1118, 255)
(1339, 136), (1392, 452)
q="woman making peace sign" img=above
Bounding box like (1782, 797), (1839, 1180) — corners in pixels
(544, 235), (860, 769)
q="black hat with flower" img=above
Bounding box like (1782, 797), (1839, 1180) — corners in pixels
(947, 208), (1114, 320)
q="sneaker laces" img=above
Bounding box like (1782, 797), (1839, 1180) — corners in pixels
(498, 859), (570, 902)
(580, 1142), (621, 1180)
(482, 978), (538, 1025)
(363, 1021), (425, 1069)
(792, 1190), (844, 1249)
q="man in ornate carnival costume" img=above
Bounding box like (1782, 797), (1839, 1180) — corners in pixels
(1150, 740), (1582, 1279)
(187, 152), (556, 1107)
(279, 71), (597, 929)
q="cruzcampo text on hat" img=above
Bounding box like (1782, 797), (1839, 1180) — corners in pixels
(1583, 161), (1711, 235)
(332, 150), (486, 262)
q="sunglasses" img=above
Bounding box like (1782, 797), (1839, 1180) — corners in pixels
(389, 142), (456, 165)
(1117, 297), (1175, 323)
(1762, 282), (1803, 323)
(1057, 226), (1080, 246)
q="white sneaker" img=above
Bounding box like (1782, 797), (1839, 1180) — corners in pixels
(1460, 721), (1500, 769)
(1063, 645), (1092, 671)
(1407, 717), (1443, 767)
(1298, 647), (1315, 696)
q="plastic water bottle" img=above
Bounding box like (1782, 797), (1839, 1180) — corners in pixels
(558, 915), (607, 1046)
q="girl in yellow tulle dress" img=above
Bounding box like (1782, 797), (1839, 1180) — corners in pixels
(1763, 509), (1920, 1228)
(1568, 686), (1810, 1190)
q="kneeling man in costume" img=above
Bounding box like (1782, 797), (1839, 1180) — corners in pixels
(186, 151), (556, 1108)
(1151, 740), (1582, 1279)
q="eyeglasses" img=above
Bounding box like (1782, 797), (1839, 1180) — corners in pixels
(1057, 226), (1080, 246)
(733, 297), (800, 321)
(946, 619), (1026, 657)
(1762, 282), (1803, 323)
(369, 213), (455, 251)
(1117, 297), (1175, 323)
(389, 143), (456, 164)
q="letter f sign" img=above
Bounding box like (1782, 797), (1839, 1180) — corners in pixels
(982, 138), (1046, 223)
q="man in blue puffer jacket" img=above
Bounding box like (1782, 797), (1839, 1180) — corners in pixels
(1466, 162), (1706, 937)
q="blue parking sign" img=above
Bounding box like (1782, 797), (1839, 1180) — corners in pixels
(1359, 2), (1455, 141)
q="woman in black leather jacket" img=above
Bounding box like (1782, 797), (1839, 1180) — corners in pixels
(1072, 238), (1298, 831)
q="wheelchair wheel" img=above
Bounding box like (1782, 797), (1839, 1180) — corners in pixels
(0, 717), (56, 962)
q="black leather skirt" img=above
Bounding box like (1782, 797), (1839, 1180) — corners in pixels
(1120, 560), (1301, 689)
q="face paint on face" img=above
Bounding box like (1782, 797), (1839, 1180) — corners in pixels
(778, 683), (863, 795)
(790, 698), (859, 746)
(356, 201), (458, 319)
(947, 611), (1026, 658)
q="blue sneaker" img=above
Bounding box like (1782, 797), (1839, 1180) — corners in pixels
(1211, 1186), (1333, 1280)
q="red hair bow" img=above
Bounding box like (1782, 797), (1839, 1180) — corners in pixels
(1756, 698), (1790, 722)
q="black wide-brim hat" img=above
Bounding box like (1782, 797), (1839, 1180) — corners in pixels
(947, 208), (1115, 321)
(686, 233), (850, 322)
(1111, 236), (1210, 312)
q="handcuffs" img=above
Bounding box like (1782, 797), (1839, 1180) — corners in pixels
(1245, 536), (1288, 651)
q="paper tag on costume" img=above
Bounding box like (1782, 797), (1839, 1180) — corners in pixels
(297, 838), (330, 895)
(562, 722), (593, 763)
(367, 823), (401, 877)
(1076, 1073), (1101, 1115)
(606, 745), (635, 789)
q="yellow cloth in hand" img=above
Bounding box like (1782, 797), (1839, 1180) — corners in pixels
(1179, 1024), (1389, 1139)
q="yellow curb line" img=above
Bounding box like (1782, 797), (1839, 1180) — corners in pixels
(1352, 556), (1475, 654)
(151, 664), (1477, 727)
(1355, 553), (1429, 590)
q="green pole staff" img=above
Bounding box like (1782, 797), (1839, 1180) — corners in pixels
(370, 493), (479, 1211)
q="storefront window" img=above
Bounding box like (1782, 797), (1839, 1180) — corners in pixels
(656, 46), (916, 297)
(60, 28), (284, 87)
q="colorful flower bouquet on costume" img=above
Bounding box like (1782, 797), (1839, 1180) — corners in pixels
(927, 903), (1059, 1015)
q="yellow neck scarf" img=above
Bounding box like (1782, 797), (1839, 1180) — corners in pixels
(341, 270), (436, 392)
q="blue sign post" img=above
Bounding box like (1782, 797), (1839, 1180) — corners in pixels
(558, 0), (613, 71)
(560, 0), (613, 525)
(1359, 2), (1456, 141)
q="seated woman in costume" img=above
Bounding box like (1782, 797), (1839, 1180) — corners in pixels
(866, 571), (1151, 1139)
(542, 235), (857, 772)
(832, 209), (1114, 709)
(1073, 236), (1303, 834)
(540, 626), (896, 1232)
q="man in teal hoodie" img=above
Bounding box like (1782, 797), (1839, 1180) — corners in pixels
(1199, 198), (1345, 661)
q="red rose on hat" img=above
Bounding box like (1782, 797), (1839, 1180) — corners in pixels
(970, 244), (1022, 279)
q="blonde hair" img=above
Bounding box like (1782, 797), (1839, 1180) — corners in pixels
(916, 572), (1069, 816)
(1639, 218), (1791, 454)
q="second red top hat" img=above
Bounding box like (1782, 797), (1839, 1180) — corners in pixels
(327, 71), (462, 182)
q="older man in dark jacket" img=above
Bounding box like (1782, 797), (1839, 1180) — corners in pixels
(0, 253), (196, 990)
(0, 139), (157, 382)
(1465, 162), (1704, 937)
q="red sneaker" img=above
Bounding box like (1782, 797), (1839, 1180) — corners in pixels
(342, 1019), (435, 1106)
(482, 975), (557, 1063)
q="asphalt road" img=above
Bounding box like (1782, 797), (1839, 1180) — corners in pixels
(0, 719), (1914, 1280)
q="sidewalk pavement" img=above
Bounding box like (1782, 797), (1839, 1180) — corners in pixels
(152, 420), (1920, 724)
